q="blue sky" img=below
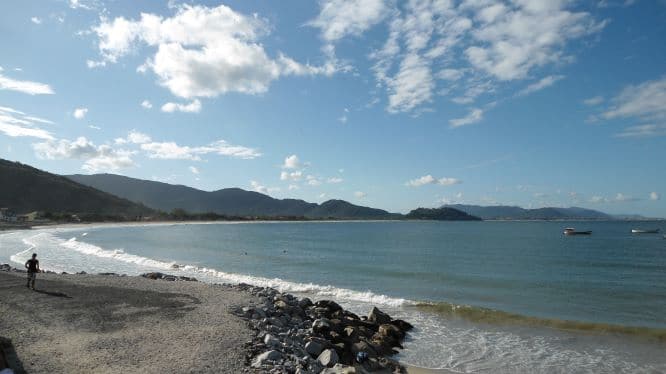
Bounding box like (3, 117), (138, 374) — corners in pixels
(0, 0), (665, 216)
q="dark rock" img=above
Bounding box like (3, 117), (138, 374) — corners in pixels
(315, 300), (343, 313)
(298, 297), (313, 309)
(320, 363), (356, 373)
(305, 341), (324, 357)
(368, 307), (391, 325)
(390, 319), (414, 332)
(312, 318), (332, 334)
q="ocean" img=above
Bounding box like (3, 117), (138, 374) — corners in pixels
(1, 221), (665, 373)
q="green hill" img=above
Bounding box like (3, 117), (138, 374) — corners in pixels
(0, 159), (152, 218)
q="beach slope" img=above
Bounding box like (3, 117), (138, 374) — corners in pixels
(0, 271), (256, 373)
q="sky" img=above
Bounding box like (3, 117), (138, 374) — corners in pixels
(0, 0), (665, 216)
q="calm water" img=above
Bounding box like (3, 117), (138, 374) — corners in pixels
(1, 221), (665, 372)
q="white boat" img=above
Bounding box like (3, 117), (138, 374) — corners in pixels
(563, 228), (592, 235)
(631, 229), (660, 234)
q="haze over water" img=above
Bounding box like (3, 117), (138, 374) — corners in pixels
(2, 221), (665, 372)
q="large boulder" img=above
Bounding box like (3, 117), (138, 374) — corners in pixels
(378, 324), (404, 340)
(368, 307), (392, 325)
(318, 349), (339, 368)
(316, 300), (343, 313)
(390, 319), (414, 332)
(312, 318), (332, 334)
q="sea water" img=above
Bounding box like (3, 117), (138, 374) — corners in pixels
(1, 221), (665, 373)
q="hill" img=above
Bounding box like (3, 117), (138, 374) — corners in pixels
(67, 174), (397, 219)
(0, 159), (152, 218)
(443, 204), (613, 220)
(406, 207), (481, 221)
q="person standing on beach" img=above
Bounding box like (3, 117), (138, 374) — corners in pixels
(25, 253), (40, 290)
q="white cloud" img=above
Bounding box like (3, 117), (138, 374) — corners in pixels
(280, 170), (303, 182)
(613, 193), (639, 202)
(517, 75), (564, 96)
(250, 181), (279, 194)
(407, 174), (436, 187)
(449, 108), (483, 127)
(88, 125), (101, 130)
(306, 175), (323, 186)
(327, 177), (343, 184)
(288, 184), (300, 191)
(69, 0), (98, 10)
(189, 166), (200, 175)
(407, 174), (461, 187)
(589, 195), (605, 203)
(357, 1), (605, 114)
(0, 71), (54, 95)
(31, 17), (42, 24)
(33, 137), (135, 172)
(309, 0), (389, 41)
(603, 76), (666, 122)
(91, 4), (340, 99)
(141, 139), (261, 160)
(115, 130), (152, 145)
(161, 100), (202, 113)
(282, 154), (301, 169)
(0, 106), (54, 140)
(141, 100), (153, 109)
(354, 191), (367, 199)
(583, 95), (604, 106)
(650, 192), (660, 201)
(73, 107), (88, 119)
(615, 124), (666, 138)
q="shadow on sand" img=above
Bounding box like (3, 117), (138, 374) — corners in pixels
(0, 337), (26, 374)
(32, 288), (72, 298)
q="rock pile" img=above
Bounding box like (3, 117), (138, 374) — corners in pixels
(232, 284), (413, 373)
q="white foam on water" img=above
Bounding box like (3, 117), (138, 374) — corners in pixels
(6, 231), (411, 308)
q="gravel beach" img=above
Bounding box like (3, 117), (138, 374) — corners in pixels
(0, 270), (257, 373)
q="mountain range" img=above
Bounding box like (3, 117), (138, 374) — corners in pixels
(0, 159), (151, 218)
(443, 204), (613, 220)
(67, 173), (399, 219)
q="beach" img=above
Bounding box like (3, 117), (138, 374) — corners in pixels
(0, 270), (255, 373)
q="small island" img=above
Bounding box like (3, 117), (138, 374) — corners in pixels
(406, 207), (482, 221)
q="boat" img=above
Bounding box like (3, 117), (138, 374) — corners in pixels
(631, 229), (660, 234)
(563, 228), (592, 235)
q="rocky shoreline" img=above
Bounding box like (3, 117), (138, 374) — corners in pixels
(1, 266), (414, 373)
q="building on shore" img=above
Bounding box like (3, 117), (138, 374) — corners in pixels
(0, 208), (17, 222)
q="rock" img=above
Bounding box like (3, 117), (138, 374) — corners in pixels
(251, 350), (283, 368)
(264, 334), (281, 348)
(351, 341), (378, 358)
(378, 324), (404, 340)
(312, 318), (332, 334)
(315, 300), (343, 313)
(390, 319), (414, 332)
(321, 363), (356, 374)
(298, 297), (313, 309)
(305, 340), (324, 357)
(368, 307), (391, 325)
(317, 349), (339, 368)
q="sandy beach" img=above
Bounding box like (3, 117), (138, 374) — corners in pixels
(0, 270), (257, 373)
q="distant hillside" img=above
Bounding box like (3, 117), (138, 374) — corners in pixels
(0, 159), (152, 217)
(406, 207), (481, 221)
(443, 204), (613, 220)
(67, 174), (397, 219)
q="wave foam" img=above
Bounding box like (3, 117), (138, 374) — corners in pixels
(10, 232), (412, 308)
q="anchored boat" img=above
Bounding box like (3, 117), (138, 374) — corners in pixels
(631, 229), (660, 234)
(563, 228), (592, 235)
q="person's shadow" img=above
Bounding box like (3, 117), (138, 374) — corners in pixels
(32, 289), (72, 298)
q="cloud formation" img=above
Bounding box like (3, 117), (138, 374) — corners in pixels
(73, 108), (88, 119)
(309, 0), (388, 41)
(0, 106), (54, 140)
(141, 139), (261, 160)
(91, 4), (341, 99)
(161, 100), (201, 113)
(449, 108), (483, 127)
(406, 174), (461, 187)
(33, 136), (135, 172)
(0, 69), (54, 95)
